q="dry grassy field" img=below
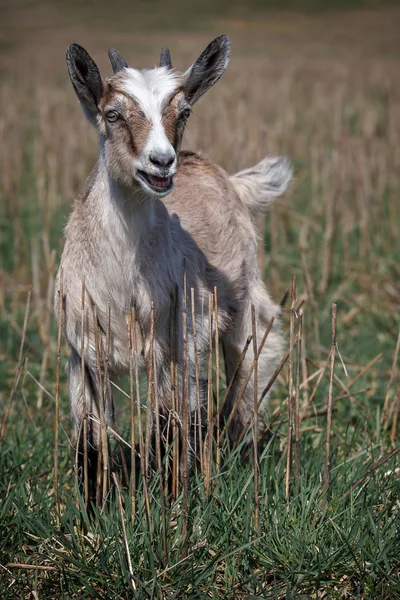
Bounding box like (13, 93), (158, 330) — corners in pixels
(1, 2), (400, 598)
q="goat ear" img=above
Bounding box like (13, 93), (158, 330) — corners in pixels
(182, 35), (231, 105)
(108, 48), (128, 73)
(66, 43), (103, 126)
(160, 46), (172, 69)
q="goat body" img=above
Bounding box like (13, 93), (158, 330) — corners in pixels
(56, 38), (292, 491)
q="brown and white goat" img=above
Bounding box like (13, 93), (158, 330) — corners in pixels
(55, 36), (292, 491)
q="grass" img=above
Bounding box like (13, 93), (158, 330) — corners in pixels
(1, 3), (400, 598)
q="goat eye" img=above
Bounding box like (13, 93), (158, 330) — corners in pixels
(106, 110), (119, 123)
(181, 108), (191, 120)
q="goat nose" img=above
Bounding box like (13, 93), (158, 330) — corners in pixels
(149, 151), (175, 169)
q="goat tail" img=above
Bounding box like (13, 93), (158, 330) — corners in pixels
(230, 156), (292, 216)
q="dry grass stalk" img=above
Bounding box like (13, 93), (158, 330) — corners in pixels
(164, 411), (172, 498)
(332, 370), (362, 406)
(333, 386), (370, 403)
(205, 292), (214, 497)
(127, 312), (136, 522)
(150, 302), (167, 565)
(181, 275), (189, 556)
(145, 306), (154, 485)
(6, 563), (60, 572)
(214, 286), (221, 472)
(37, 344), (50, 410)
(170, 289), (180, 500)
(174, 355), (180, 490)
(285, 276), (297, 501)
(269, 366), (324, 426)
(170, 288), (179, 501)
(323, 303), (337, 508)
(150, 303), (161, 470)
(0, 289), (31, 445)
(112, 472), (137, 593)
(74, 426), (82, 513)
(112, 413), (130, 491)
(92, 304), (110, 508)
(92, 305), (103, 509)
(306, 356), (357, 407)
(80, 278), (89, 508)
(24, 370), (55, 402)
(279, 407), (334, 425)
(251, 305), (259, 532)
(381, 329), (400, 429)
(191, 287), (203, 474)
(294, 310), (303, 489)
(36, 245), (56, 410)
(300, 324), (310, 408)
(221, 319), (274, 446)
(346, 353), (382, 390)
(319, 163), (336, 295)
(282, 298), (305, 335)
(101, 302), (112, 503)
(219, 334), (252, 427)
(299, 223), (320, 357)
(299, 356), (330, 423)
(31, 238), (41, 328)
(257, 343), (294, 408)
(173, 413), (180, 501)
(235, 318), (287, 449)
(53, 276), (62, 526)
(277, 364), (322, 418)
(95, 432), (103, 511)
(132, 306), (151, 532)
(20, 359), (38, 432)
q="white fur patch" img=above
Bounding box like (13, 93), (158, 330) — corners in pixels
(120, 67), (180, 121)
(120, 67), (179, 170)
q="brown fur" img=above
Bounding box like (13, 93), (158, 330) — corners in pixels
(99, 86), (152, 159)
(162, 91), (187, 150)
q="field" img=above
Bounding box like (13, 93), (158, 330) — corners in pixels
(1, 2), (400, 598)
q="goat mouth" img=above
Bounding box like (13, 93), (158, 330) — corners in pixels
(137, 170), (173, 194)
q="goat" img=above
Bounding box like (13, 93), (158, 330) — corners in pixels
(55, 36), (292, 495)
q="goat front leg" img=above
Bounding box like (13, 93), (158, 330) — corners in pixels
(68, 347), (111, 505)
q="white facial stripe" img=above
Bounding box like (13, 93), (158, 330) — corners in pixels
(120, 66), (179, 171)
(120, 66), (180, 122)
(146, 117), (173, 155)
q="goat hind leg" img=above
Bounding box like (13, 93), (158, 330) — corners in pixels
(221, 312), (283, 447)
